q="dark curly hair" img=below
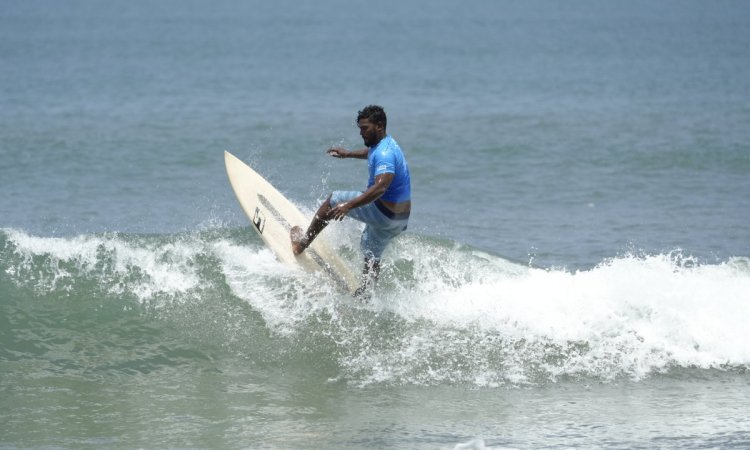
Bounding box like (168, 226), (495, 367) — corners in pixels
(357, 105), (387, 130)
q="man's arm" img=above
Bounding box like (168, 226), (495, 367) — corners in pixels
(328, 173), (394, 221)
(327, 147), (369, 159)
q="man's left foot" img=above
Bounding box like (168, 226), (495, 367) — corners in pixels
(290, 226), (308, 255)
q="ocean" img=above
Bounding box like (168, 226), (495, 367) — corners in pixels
(2, 0), (750, 448)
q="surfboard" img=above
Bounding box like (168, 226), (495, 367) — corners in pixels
(224, 151), (360, 294)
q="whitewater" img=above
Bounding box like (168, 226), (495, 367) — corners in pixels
(4, 227), (748, 389)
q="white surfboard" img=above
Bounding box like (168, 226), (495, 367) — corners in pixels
(224, 151), (360, 294)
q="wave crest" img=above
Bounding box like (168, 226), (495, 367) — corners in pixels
(2, 228), (749, 386)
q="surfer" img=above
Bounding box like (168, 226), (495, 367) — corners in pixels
(291, 105), (411, 298)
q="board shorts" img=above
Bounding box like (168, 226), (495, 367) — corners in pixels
(330, 190), (409, 261)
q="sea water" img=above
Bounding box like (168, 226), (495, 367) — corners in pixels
(2, 0), (749, 448)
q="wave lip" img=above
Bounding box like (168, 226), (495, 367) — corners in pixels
(1, 228), (204, 302)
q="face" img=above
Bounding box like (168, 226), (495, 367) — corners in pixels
(358, 118), (384, 148)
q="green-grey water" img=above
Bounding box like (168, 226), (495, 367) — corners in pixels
(2, 0), (750, 448)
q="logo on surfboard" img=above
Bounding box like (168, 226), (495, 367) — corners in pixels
(252, 207), (266, 233)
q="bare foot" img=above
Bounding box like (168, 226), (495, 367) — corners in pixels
(290, 226), (308, 255)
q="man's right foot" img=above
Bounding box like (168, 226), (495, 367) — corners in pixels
(353, 285), (372, 302)
(290, 226), (308, 255)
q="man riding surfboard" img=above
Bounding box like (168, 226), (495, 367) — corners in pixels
(291, 105), (411, 298)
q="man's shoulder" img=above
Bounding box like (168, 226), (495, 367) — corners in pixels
(375, 136), (403, 155)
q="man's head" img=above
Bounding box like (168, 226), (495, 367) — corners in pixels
(357, 105), (387, 130)
(357, 105), (387, 148)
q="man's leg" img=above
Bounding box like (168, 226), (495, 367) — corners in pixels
(291, 194), (333, 255)
(354, 257), (380, 299)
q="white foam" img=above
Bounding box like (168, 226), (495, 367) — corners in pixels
(453, 439), (488, 450)
(4, 228), (200, 301)
(382, 252), (750, 380)
(6, 227), (749, 383)
(211, 238), (342, 334)
(2, 227), (343, 325)
(227, 226), (750, 384)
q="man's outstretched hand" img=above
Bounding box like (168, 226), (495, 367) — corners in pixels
(327, 147), (348, 158)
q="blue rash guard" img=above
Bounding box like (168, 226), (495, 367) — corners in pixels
(367, 135), (411, 203)
(328, 135), (410, 260)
